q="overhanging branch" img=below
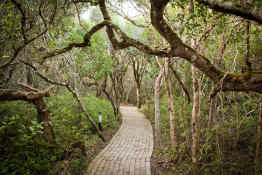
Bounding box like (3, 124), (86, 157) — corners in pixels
(0, 87), (52, 102)
(99, 0), (170, 56)
(40, 20), (111, 63)
(196, 0), (262, 24)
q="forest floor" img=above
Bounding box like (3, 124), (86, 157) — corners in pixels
(87, 106), (154, 175)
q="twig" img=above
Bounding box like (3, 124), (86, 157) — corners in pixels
(244, 109), (255, 118)
(19, 59), (68, 86)
(17, 82), (40, 92)
(108, 1), (148, 28)
(73, 2), (88, 31)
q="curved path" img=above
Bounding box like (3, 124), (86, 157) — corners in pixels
(87, 106), (153, 175)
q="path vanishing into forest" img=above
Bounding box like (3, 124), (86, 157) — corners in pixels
(87, 106), (153, 175)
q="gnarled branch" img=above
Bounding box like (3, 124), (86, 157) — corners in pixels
(0, 86), (52, 102)
(40, 20), (111, 63)
(196, 0), (262, 24)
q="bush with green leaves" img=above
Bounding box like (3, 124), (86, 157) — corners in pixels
(0, 92), (117, 175)
(143, 91), (261, 175)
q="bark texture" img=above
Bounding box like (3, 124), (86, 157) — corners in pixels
(136, 86), (141, 108)
(196, 0), (262, 24)
(154, 69), (164, 148)
(191, 66), (201, 174)
(164, 58), (176, 146)
(130, 57), (145, 109)
(208, 93), (216, 128)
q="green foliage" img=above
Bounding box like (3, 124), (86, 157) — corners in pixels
(169, 0), (214, 38)
(0, 93), (118, 175)
(143, 90), (261, 175)
(49, 92), (116, 138)
(0, 102), (54, 175)
(0, 1), (24, 51)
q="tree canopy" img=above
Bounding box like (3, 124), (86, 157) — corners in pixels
(2, 0), (262, 93)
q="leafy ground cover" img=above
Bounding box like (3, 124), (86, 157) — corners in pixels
(0, 92), (120, 175)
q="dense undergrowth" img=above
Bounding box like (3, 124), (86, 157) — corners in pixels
(0, 92), (119, 175)
(143, 93), (262, 175)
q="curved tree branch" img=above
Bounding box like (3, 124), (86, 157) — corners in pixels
(40, 20), (111, 63)
(19, 60), (68, 86)
(14, 0), (262, 94)
(99, 0), (169, 56)
(169, 64), (191, 103)
(150, 0), (262, 93)
(196, 0), (262, 24)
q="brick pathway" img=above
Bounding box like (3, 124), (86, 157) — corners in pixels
(87, 106), (153, 175)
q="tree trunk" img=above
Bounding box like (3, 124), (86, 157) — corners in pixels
(164, 58), (176, 146)
(26, 66), (33, 86)
(125, 84), (133, 103)
(67, 86), (105, 142)
(255, 101), (262, 174)
(191, 65), (201, 175)
(33, 98), (55, 144)
(102, 76), (119, 119)
(0, 86), (55, 144)
(136, 82), (141, 108)
(95, 84), (102, 97)
(131, 56), (144, 109)
(154, 69), (164, 148)
(208, 90), (216, 128)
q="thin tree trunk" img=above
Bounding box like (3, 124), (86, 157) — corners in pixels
(67, 86), (105, 142)
(245, 21), (251, 72)
(208, 90), (216, 128)
(207, 26), (226, 128)
(191, 65), (201, 175)
(208, 22), (239, 128)
(26, 66), (33, 86)
(181, 76), (191, 146)
(136, 82), (142, 108)
(131, 56), (144, 109)
(255, 101), (262, 174)
(102, 76), (118, 119)
(154, 69), (164, 148)
(164, 58), (176, 146)
(125, 84), (133, 103)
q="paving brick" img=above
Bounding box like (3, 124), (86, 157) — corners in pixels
(86, 106), (153, 175)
